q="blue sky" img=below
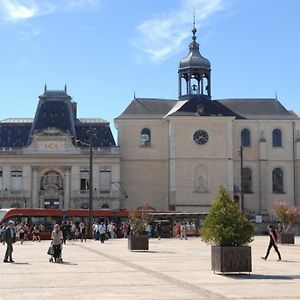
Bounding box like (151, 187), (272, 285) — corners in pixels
(0, 0), (300, 138)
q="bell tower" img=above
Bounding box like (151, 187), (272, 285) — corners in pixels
(178, 19), (211, 100)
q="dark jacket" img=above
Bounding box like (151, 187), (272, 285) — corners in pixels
(2, 227), (16, 244)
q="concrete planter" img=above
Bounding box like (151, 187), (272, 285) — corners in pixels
(128, 235), (149, 251)
(280, 233), (295, 244)
(211, 245), (252, 274)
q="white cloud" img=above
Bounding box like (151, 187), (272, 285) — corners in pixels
(0, 0), (38, 21)
(132, 0), (230, 63)
(0, 0), (101, 23)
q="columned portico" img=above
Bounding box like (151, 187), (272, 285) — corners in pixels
(63, 166), (71, 210)
(31, 166), (39, 208)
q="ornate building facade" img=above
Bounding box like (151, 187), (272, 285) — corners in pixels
(0, 87), (123, 209)
(115, 24), (300, 216)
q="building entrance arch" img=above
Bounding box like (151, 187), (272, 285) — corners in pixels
(40, 170), (63, 208)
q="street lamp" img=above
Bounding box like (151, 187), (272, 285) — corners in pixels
(88, 130), (94, 238)
(76, 128), (96, 238)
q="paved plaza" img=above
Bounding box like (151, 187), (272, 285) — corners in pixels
(0, 236), (299, 299)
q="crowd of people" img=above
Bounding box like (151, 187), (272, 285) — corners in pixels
(0, 218), (288, 264)
(0, 223), (43, 244)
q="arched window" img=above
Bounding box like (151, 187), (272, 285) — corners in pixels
(140, 128), (151, 146)
(241, 129), (251, 147)
(272, 168), (284, 193)
(272, 129), (282, 147)
(242, 168), (252, 193)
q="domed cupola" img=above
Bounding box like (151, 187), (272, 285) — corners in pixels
(178, 21), (211, 100)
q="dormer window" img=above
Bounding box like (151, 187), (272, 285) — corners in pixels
(140, 128), (151, 147)
(197, 105), (204, 115)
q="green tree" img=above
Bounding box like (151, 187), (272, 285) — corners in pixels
(129, 203), (152, 235)
(201, 186), (254, 246)
(273, 202), (298, 233)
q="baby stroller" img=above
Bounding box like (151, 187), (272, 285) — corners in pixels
(47, 242), (63, 263)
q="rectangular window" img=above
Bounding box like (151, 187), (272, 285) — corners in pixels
(11, 169), (22, 193)
(80, 170), (89, 193)
(100, 170), (111, 193)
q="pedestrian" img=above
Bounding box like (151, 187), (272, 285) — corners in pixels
(180, 222), (187, 240)
(3, 220), (17, 263)
(98, 221), (106, 243)
(261, 224), (282, 261)
(79, 221), (86, 242)
(155, 222), (162, 240)
(108, 222), (116, 239)
(122, 222), (128, 238)
(175, 222), (181, 238)
(61, 222), (68, 245)
(51, 224), (63, 262)
(17, 223), (26, 244)
(32, 225), (41, 242)
(145, 223), (152, 238)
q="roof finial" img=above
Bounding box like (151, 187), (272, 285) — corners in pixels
(192, 7), (197, 41)
(134, 91), (136, 99)
(44, 83), (47, 93)
(275, 91), (278, 100)
(64, 83), (67, 92)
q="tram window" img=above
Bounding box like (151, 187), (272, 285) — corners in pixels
(31, 217), (46, 226)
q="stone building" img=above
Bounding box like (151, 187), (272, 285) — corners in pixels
(0, 87), (123, 209)
(115, 23), (300, 216)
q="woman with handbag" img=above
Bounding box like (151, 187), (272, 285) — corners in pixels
(51, 224), (63, 262)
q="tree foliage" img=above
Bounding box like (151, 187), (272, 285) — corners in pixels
(273, 201), (298, 233)
(129, 203), (152, 235)
(201, 186), (254, 246)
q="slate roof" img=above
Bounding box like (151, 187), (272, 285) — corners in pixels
(0, 122), (32, 147)
(0, 90), (116, 148)
(116, 98), (178, 119)
(166, 94), (242, 118)
(117, 97), (297, 120)
(218, 98), (298, 120)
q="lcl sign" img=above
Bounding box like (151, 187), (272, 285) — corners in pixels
(44, 143), (59, 149)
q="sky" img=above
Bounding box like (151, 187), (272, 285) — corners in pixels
(0, 0), (300, 139)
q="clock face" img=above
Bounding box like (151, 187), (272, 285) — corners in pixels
(193, 130), (209, 145)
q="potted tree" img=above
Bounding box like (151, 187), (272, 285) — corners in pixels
(273, 202), (298, 244)
(201, 186), (255, 274)
(128, 203), (151, 251)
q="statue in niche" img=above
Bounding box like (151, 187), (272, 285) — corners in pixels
(259, 130), (266, 142)
(195, 175), (207, 193)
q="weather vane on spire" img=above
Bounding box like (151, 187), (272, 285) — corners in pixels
(192, 7), (197, 40)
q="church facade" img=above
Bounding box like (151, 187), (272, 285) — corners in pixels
(115, 24), (300, 217)
(0, 87), (123, 209)
(1, 24), (299, 217)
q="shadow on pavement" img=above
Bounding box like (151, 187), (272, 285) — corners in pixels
(226, 274), (300, 280)
(130, 250), (175, 254)
(59, 261), (78, 265)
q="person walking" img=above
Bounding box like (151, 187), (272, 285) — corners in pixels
(51, 224), (63, 262)
(108, 222), (116, 239)
(155, 222), (162, 240)
(180, 222), (187, 240)
(3, 220), (16, 263)
(261, 224), (282, 261)
(79, 221), (86, 242)
(98, 222), (106, 243)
